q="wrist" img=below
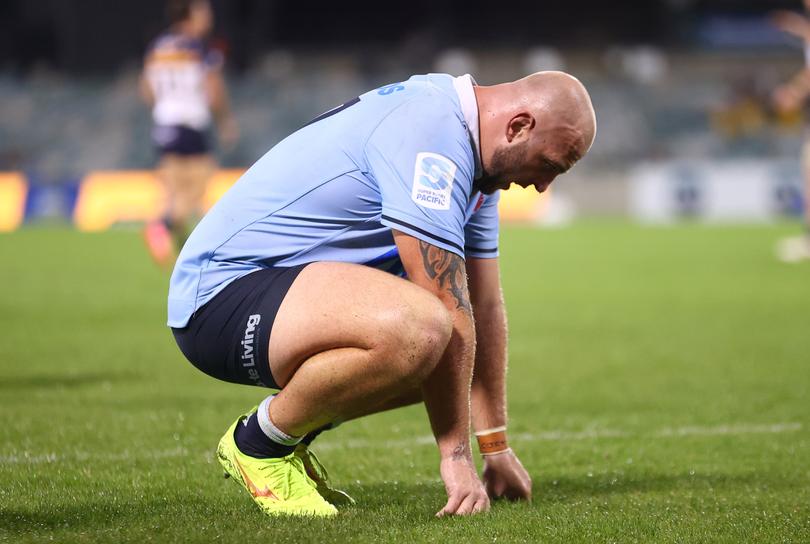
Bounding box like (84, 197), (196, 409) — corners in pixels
(438, 437), (473, 461)
(474, 425), (511, 457)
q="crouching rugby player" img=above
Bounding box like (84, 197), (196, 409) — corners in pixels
(167, 71), (596, 517)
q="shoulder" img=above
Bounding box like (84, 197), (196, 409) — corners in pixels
(366, 74), (461, 117)
(147, 32), (178, 53)
(403, 75), (463, 117)
(361, 75), (474, 179)
(369, 79), (466, 141)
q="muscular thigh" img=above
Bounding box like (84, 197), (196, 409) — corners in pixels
(268, 262), (437, 387)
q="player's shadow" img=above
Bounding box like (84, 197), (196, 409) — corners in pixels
(0, 493), (252, 535)
(346, 470), (781, 512)
(0, 472), (787, 536)
(345, 481), (444, 509)
(0, 371), (139, 390)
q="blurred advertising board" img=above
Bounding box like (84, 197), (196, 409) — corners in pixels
(0, 173), (26, 231)
(0, 170), (549, 231)
(73, 169), (245, 231)
(630, 159), (803, 223)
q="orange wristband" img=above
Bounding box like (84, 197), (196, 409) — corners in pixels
(475, 426), (510, 456)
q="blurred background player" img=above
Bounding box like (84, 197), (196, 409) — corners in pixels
(772, 2), (810, 262)
(140, 0), (238, 268)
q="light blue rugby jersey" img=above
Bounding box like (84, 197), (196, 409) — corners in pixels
(168, 73), (501, 328)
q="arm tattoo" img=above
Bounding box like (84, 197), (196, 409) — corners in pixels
(451, 441), (468, 461)
(418, 241), (472, 315)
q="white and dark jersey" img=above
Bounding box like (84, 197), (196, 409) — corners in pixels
(144, 32), (222, 130)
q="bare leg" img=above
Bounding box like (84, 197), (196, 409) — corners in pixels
(266, 262), (452, 437)
(160, 154), (214, 244)
(803, 138), (810, 229)
(341, 388), (423, 422)
(776, 138), (810, 262)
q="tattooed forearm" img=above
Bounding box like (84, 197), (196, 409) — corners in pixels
(450, 441), (468, 461)
(418, 241), (472, 315)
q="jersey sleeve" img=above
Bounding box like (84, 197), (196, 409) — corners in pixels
(365, 95), (475, 258)
(203, 46), (224, 70)
(464, 191), (500, 259)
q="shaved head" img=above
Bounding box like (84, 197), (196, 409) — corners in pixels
(473, 71), (596, 194)
(514, 71), (596, 153)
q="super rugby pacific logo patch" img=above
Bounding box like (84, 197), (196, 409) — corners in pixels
(411, 152), (456, 210)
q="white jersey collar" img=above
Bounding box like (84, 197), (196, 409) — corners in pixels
(452, 74), (482, 179)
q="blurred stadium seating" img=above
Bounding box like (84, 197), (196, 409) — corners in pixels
(0, 50), (804, 178)
(1, 0), (808, 226)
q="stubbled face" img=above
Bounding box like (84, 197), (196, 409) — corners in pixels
(188, 0), (213, 37)
(475, 122), (585, 195)
(475, 141), (529, 195)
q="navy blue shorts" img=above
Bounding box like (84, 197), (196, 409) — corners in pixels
(171, 265), (309, 389)
(152, 125), (210, 156)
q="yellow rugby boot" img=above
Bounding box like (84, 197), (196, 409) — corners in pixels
(217, 412), (338, 517)
(295, 443), (356, 507)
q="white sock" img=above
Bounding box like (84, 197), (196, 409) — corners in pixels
(257, 395), (302, 446)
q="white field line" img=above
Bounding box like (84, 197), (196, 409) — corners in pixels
(315, 422), (803, 451)
(0, 446), (192, 466)
(0, 422), (802, 466)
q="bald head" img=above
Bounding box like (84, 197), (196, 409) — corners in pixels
(512, 71), (596, 152)
(473, 71), (596, 194)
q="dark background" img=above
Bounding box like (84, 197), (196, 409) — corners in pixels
(0, 0), (803, 74)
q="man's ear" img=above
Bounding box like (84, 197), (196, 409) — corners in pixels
(505, 113), (535, 143)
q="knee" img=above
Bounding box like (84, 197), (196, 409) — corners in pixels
(419, 296), (454, 354)
(396, 296), (453, 382)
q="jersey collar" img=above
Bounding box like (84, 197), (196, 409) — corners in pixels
(452, 74), (482, 180)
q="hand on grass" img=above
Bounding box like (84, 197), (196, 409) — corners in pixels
(482, 449), (532, 501)
(436, 456), (490, 516)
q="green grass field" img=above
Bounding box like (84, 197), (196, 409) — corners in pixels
(1, 223), (809, 543)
